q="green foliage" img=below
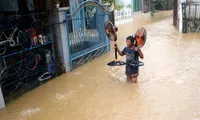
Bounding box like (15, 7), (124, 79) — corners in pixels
(102, 0), (126, 11)
(154, 0), (173, 10)
(54, 0), (60, 4)
(151, 3), (156, 16)
(127, 4), (132, 9)
(114, 1), (124, 11)
(102, 0), (114, 5)
(151, 0), (173, 16)
(114, 4), (122, 11)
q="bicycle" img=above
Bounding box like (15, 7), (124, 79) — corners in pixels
(0, 51), (39, 80)
(38, 50), (55, 82)
(30, 12), (51, 46)
(0, 12), (54, 97)
(0, 51), (39, 97)
(0, 17), (32, 56)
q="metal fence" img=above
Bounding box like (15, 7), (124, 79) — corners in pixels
(182, 2), (200, 33)
(0, 12), (56, 103)
(65, 1), (110, 70)
(114, 8), (132, 21)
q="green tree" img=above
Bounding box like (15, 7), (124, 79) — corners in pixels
(127, 4), (132, 9)
(102, 0), (114, 5)
(154, 0), (173, 10)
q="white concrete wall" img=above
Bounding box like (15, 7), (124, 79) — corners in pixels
(52, 8), (71, 72)
(178, 0), (186, 32)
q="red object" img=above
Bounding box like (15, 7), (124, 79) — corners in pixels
(28, 29), (38, 45)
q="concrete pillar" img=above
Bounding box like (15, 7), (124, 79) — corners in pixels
(179, 0), (186, 32)
(52, 7), (71, 72)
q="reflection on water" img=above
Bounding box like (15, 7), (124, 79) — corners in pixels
(1, 11), (200, 120)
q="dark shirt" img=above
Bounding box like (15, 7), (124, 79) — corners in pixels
(122, 47), (139, 75)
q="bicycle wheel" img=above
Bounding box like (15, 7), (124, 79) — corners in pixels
(48, 57), (55, 74)
(0, 54), (22, 79)
(0, 44), (6, 56)
(24, 52), (38, 70)
(17, 31), (32, 49)
(0, 32), (7, 56)
(1, 76), (20, 95)
(38, 72), (52, 82)
(31, 20), (43, 34)
(38, 57), (55, 82)
(36, 52), (46, 68)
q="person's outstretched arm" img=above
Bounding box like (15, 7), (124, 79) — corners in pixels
(114, 44), (124, 56)
(117, 46), (124, 56)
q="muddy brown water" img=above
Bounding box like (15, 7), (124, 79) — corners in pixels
(0, 11), (200, 120)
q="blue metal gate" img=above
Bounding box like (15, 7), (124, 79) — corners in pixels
(65, 1), (110, 70)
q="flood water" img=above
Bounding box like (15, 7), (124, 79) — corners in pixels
(1, 11), (200, 120)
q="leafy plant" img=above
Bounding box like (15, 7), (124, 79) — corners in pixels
(102, 0), (114, 5)
(120, 2), (124, 9)
(54, 0), (60, 4)
(153, 0), (173, 10)
(114, 1), (124, 11)
(127, 4), (132, 9)
(151, 3), (156, 16)
(115, 4), (123, 11)
(85, 6), (96, 26)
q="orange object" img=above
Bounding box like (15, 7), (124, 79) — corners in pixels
(136, 30), (144, 47)
(136, 37), (143, 47)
